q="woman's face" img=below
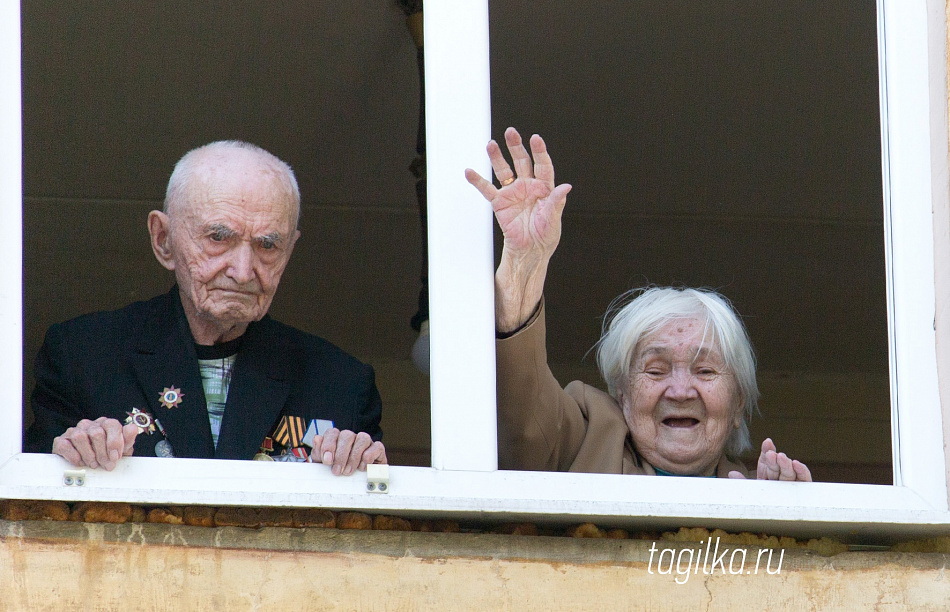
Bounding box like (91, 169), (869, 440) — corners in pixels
(619, 317), (742, 476)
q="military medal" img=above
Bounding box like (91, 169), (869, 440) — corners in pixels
(159, 386), (184, 409)
(274, 451), (308, 463)
(125, 408), (157, 434)
(271, 416), (305, 448)
(301, 419), (334, 448)
(272, 446), (310, 463)
(253, 437), (275, 461)
(153, 418), (175, 458)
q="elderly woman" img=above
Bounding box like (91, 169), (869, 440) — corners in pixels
(466, 127), (811, 481)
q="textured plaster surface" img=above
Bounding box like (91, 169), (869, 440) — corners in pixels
(1, 520), (950, 611)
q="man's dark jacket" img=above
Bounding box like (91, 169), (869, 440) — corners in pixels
(25, 287), (382, 459)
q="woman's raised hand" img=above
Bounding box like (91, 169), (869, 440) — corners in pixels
(465, 127), (572, 332)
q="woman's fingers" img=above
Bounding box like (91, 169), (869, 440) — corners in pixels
(487, 139), (515, 185)
(755, 438), (813, 482)
(529, 133), (556, 188)
(505, 127), (534, 179)
(776, 452), (796, 481)
(465, 167), (497, 201)
(792, 460), (813, 482)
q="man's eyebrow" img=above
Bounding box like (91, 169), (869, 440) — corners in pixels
(255, 231), (283, 244)
(206, 223), (236, 237)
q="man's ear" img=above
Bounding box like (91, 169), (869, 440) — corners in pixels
(147, 211), (175, 270)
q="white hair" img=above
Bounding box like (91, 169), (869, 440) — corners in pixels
(595, 287), (758, 456)
(164, 140), (301, 227)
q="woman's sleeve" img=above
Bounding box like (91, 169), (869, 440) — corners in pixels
(495, 300), (590, 471)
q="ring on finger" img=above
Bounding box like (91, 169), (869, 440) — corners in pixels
(500, 176), (515, 186)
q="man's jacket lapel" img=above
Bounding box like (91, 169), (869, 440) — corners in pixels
(129, 289), (214, 459)
(214, 316), (294, 460)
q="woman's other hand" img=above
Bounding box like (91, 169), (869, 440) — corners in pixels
(728, 438), (813, 481)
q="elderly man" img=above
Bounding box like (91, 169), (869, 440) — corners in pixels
(25, 141), (386, 475)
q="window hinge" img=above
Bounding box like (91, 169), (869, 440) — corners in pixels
(63, 468), (86, 486)
(366, 464), (389, 494)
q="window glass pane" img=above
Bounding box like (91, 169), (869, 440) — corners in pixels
(20, 2), (431, 465)
(489, 1), (889, 483)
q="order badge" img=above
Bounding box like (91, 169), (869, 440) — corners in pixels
(159, 386), (184, 409)
(125, 408), (156, 435)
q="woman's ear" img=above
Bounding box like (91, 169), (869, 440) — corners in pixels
(147, 211), (175, 270)
(730, 383), (746, 428)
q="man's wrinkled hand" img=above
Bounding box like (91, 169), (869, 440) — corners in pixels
(310, 428), (387, 476)
(52, 417), (139, 471)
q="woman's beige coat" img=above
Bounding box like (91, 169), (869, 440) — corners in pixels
(496, 302), (751, 477)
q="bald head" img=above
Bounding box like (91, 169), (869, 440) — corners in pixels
(164, 140), (301, 228)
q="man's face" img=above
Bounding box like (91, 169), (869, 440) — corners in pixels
(164, 154), (299, 335)
(619, 317), (741, 476)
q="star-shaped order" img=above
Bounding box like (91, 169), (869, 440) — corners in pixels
(125, 407), (156, 434)
(159, 386), (184, 409)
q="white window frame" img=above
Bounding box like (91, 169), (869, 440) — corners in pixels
(1, 0), (949, 540)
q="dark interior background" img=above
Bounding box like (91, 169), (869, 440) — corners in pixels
(21, 1), (889, 481)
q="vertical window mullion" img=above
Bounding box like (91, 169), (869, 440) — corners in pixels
(879, 0), (948, 509)
(424, 0), (497, 471)
(0, 0), (22, 463)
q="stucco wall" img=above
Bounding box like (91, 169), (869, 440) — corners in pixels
(2, 519), (950, 611)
